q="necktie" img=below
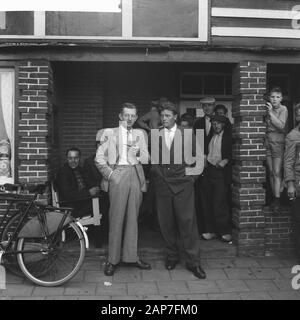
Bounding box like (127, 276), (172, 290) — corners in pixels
(127, 129), (137, 164)
(127, 129), (133, 146)
(205, 116), (211, 136)
(73, 169), (86, 190)
(165, 129), (172, 149)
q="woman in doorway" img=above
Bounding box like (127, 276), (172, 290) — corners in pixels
(265, 87), (288, 214)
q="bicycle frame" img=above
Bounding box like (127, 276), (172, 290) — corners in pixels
(0, 192), (85, 257)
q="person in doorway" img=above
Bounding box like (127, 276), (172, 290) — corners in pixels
(202, 115), (232, 243)
(284, 104), (300, 262)
(193, 97), (216, 236)
(56, 147), (100, 218)
(214, 104), (232, 134)
(136, 97), (168, 132)
(151, 101), (206, 279)
(265, 87), (288, 214)
(179, 113), (194, 129)
(95, 102), (151, 276)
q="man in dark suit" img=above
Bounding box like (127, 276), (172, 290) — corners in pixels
(193, 97), (215, 236)
(56, 147), (100, 218)
(151, 102), (206, 279)
(203, 115), (232, 242)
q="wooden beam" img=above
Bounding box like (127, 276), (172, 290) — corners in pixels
(198, 0), (208, 41)
(122, 0), (133, 38)
(34, 11), (45, 37)
(212, 27), (300, 39)
(0, 12), (6, 30)
(212, 7), (300, 20)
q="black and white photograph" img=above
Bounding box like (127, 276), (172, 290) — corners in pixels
(0, 0), (300, 306)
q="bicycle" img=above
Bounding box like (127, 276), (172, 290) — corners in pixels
(0, 183), (88, 287)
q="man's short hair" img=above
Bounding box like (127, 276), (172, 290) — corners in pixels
(119, 102), (138, 114)
(215, 104), (228, 115)
(160, 101), (178, 115)
(269, 86), (283, 95)
(66, 147), (81, 157)
(180, 113), (194, 127)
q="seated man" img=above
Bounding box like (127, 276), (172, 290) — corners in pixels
(56, 147), (100, 218)
(202, 115), (232, 243)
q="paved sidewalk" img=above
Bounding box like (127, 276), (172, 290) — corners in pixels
(1, 251), (300, 300)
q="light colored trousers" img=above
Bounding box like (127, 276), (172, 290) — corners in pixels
(107, 165), (142, 265)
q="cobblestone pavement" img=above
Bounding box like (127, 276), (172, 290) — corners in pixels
(1, 251), (300, 300)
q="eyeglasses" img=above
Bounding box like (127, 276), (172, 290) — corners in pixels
(67, 157), (80, 160)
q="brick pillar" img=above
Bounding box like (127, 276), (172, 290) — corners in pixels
(18, 60), (53, 185)
(232, 61), (267, 256)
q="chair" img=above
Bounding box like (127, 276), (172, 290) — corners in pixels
(50, 180), (102, 227)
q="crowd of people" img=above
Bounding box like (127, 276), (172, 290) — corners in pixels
(54, 86), (300, 278)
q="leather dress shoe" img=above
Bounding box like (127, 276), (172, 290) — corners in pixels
(165, 260), (178, 270)
(104, 262), (116, 276)
(135, 260), (151, 270)
(186, 265), (206, 279)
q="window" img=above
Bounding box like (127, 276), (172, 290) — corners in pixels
(180, 72), (232, 98)
(0, 12), (5, 30)
(0, 69), (15, 184)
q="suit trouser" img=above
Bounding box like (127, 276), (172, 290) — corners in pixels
(108, 165), (142, 265)
(203, 165), (231, 235)
(156, 180), (201, 267)
(293, 198), (300, 258)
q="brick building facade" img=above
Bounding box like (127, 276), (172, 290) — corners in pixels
(0, 0), (299, 256)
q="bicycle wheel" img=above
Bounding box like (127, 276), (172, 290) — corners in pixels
(1, 213), (25, 277)
(17, 221), (86, 287)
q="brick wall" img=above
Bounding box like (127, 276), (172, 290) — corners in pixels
(53, 62), (104, 162)
(265, 207), (295, 254)
(18, 60), (53, 184)
(232, 61), (267, 256)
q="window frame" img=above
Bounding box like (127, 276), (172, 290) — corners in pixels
(180, 72), (233, 99)
(0, 63), (18, 185)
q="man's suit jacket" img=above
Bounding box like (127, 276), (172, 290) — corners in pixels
(151, 125), (204, 196)
(193, 116), (214, 155)
(56, 163), (90, 202)
(209, 129), (233, 186)
(95, 127), (149, 192)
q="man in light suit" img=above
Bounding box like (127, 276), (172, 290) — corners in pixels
(151, 102), (206, 279)
(95, 102), (151, 276)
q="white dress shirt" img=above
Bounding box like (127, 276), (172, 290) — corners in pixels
(207, 130), (224, 166)
(164, 123), (177, 149)
(118, 126), (133, 165)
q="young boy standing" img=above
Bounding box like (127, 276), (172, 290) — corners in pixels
(265, 87), (288, 214)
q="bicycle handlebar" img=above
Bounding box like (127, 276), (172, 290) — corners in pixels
(1, 183), (47, 195)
